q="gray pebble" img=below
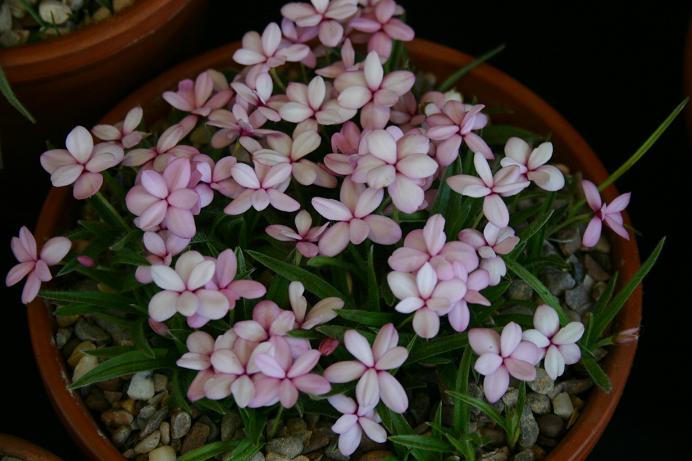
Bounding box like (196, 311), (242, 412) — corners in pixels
(198, 414), (219, 441)
(591, 281), (608, 301)
(501, 387), (518, 407)
(160, 421), (171, 445)
(479, 427), (505, 447)
(181, 422), (210, 454)
(508, 280), (533, 301)
(127, 372), (155, 400)
(75, 318), (110, 343)
(153, 374), (168, 393)
(528, 368), (555, 395)
(303, 427), (331, 454)
(85, 388), (109, 412)
(325, 440), (349, 461)
(527, 393), (551, 415)
(542, 269), (576, 296)
(101, 409), (133, 428)
(568, 254), (584, 282)
(513, 449), (535, 461)
(537, 414), (564, 438)
(551, 392), (574, 419)
(561, 379), (593, 395)
(556, 228), (581, 256)
(584, 254), (610, 281)
(111, 426), (131, 447)
(480, 447), (509, 461)
(136, 405), (157, 429)
(286, 418), (308, 435)
(55, 328), (72, 349)
(171, 410), (192, 440)
(267, 436), (304, 459)
(133, 430), (160, 454)
(519, 406), (539, 448)
(221, 412), (242, 441)
(565, 285), (591, 312)
(104, 390), (123, 404)
(141, 407), (169, 438)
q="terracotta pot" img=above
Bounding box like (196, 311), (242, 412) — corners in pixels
(0, 0), (207, 174)
(26, 39), (642, 461)
(0, 433), (64, 461)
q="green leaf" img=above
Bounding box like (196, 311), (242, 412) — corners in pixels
(287, 329), (322, 340)
(131, 319), (155, 358)
(306, 256), (356, 271)
(589, 237), (664, 341)
(85, 346), (136, 358)
(482, 124), (545, 146)
(407, 333), (468, 365)
(0, 64), (35, 123)
(247, 250), (345, 300)
(366, 245), (381, 311)
(447, 390), (508, 433)
(389, 435), (451, 453)
(583, 273), (619, 346)
(336, 309), (396, 327)
(90, 192), (130, 230)
(453, 348), (473, 434)
(378, 407), (427, 461)
(226, 441), (261, 461)
(438, 44), (506, 92)
(503, 257), (568, 324)
(40, 290), (136, 311)
(69, 349), (173, 389)
(580, 353), (612, 392)
(176, 440), (240, 461)
(600, 99), (688, 190)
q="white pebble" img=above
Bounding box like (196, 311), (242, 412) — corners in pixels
(149, 445), (176, 461)
(127, 371), (155, 400)
(39, 0), (71, 25)
(72, 355), (98, 382)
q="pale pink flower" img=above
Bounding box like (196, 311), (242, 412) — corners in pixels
(282, 0), (359, 47)
(329, 395), (387, 456)
(319, 337), (340, 355)
(76, 255), (95, 267)
(266, 210), (329, 258)
(123, 116), (198, 167)
(469, 323), (541, 403)
(6, 227), (71, 304)
(387, 263), (466, 338)
(135, 230), (190, 284)
(458, 223), (519, 286)
(280, 76), (356, 126)
(224, 162), (300, 215)
(500, 138), (564, 191)
(324, 324), (409, 412)
(233, 22), (310, 69)
(390, 92), (425, 130)
(40, 126), (124, 200)
(444, 269), (492, 333)
(522, 305), (584, 380)
(233, 300), (297, 343)
(231, 72), (280, 122)
(280, 18), (319, 68)
(253, 126), (336, 187)
(316, 39), (359, 78)
(205, 249), (266, 315)
(288, 281), (344, 329)
(125, 158), (200, 238)
(349, 0), (414, 59)
(426, 101), (492, 165)
(312, 178), (402, 256)
(420, 90), (463, 116)
(581, 180), (631, 247)
(163, 71), (233, 117)
(148, 250), (229, 326)
(324, 121), (363, 176)
(91, 106), (147, 149)
(252, 335), (331, 408)
(192, 156), (243, 203)
(335, 51), (415, 115)
(352, 128), (436, 213)
(207, 105), (276, 149)
(447, 153), (530, 227)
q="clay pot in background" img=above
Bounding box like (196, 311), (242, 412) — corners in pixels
(0, 433), (64, 461)
(26, 39), (641, 461)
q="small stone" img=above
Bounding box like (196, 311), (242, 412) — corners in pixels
(530, 446), (546, 460)
(266, 454), (292, 461)
(97, 378), (122, 391)
(148, 391), (167, 408)
(565, 285), (591, 312)
(519, 406), (539, 448)
(221, 412), (242, 441)
(141, 407), (169, 438)
(171, 411), (192, 439)
(542, 269), (575, 296)
(134, 430), (161, 454)
(181, 422), (210, 454)
(159, 421), (171, 445)
(102, 410), (134, 428)
(584, 255), (610, 281)
(56, 314), (79, 328)
(198, 414), (219, 441)
(501, 387), (518, 407)
(267, 437), (304, 459)
(39, 0), (71, 24)
(561, 379), (593, 395)
(551, 392), (574, 419)
(128, 372), (155, 400)
(92, 6), (111, 21)
(591, 281), (607, 301)
(111, 425), (131, 447)
(120, 399), (136, 414)
(148, 446), (176, 461)
(73, 354), (99, 381)
(67, 341), (96, 367)
(137, 405), (157, 428)
(113, 0), (135, 13)
(480, 447), (509, 461)
(556, 228), (581, 256)
(325, 441), (349, 461)
(513, 449), (535, 461)
(85, 387), (110, 411)
(528, 369), (554, 395)
(303, 427), (331, 454)
(537, 414), (564, 438)
(75, 318), (110, 343)
(153, 374), (168, 393)
(286, 418), (308, 435)
(357, 450), (394, 461)
(479, 427), (505, 447)
(55, 328), (72, 349)
(527, 393), (551, 415)
(508, 280), (533, 301)
(122, 449), (135, 458)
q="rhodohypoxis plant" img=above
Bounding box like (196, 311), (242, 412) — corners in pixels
(5, 1), (679, 459)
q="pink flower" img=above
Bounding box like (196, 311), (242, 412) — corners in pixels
(224, 162), (300, 215)
(458, 223), (519, 286)
(469, 323), (541, 403)
(163, 71), (233, 117)
(148, 250), (229, 327)
(233, 300), (297, 343)
(280, 76), (356, 125)
(349, 0), (414, 59)
(335, 50), (415, 115)
(135, 230), (190, 284)
(390, 92), (425, 130)
(280, 18), (319, 68)
(312, 178), (402, 256)
(444, 269), (492, 333)
(40, 126), (124, 200)
(329, 395), (387, 456)
(522, 305), (584, 380)
(316, 39), (359, 78)
(447, 153), (530, 227)
(281, 0), (359, 47)
(500, 138), (564, 191)
(324, 121), (363, 176)
(123, 116), (198, 167)
(324, 324), (409, 412)
(252, 336), (331, 408)
(387, 263), (466, 338)
(426, 101), (492, 165)
(205, 249), (267, 312)
(92, 106), (147, 149)
(352, 128), (436, 213)
(231, 72), (280, 122)
(125, 158), (200, 238)
(192, 156), (243, 201)
(233, 22), (310, 69)
(288, 281), (344, 329)
(6, 227), (71, 304)
(254, 126), (336, 187)
(581, 180), (631, 247)
(266, 210), (329, 258)
(208, 105), (275, 149)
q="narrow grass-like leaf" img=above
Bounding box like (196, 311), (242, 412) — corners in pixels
(90, 192), (130, 230)
(307, 256), (356, 271)
(40, 290), (134, 311)
(379, 407), (427, 461)
(176, 440), (240, 461)
(438, 44), (506, 92)
(389, 435), (451, 452)
(131, 319), (155, 358)
(453, 347), (473, 434)
(482, 124), (544, 146)
(0, 65), (35, 123)
(580, 353), (612, 392)
(583, 273), (618, 346)
(408, 333), (468, 365)
(366, 245), (381, 311)
(84, 346), (136, 358)
(447, 390), (508, 433)
(69, 349), (172, 389)
(336, 309), (396, 326)
(503, 257), (568, 324)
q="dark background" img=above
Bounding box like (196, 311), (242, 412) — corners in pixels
(1, 1), (690, 459)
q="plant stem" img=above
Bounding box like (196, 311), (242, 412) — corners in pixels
(93, 191), (130, 230)
(268, 406), (284, 439)
(270, 68), (287, 92)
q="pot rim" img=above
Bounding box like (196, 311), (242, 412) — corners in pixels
(0, 433), (64, 461)
(26, 38), (642, 461)
(0, 0), (199, 82)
